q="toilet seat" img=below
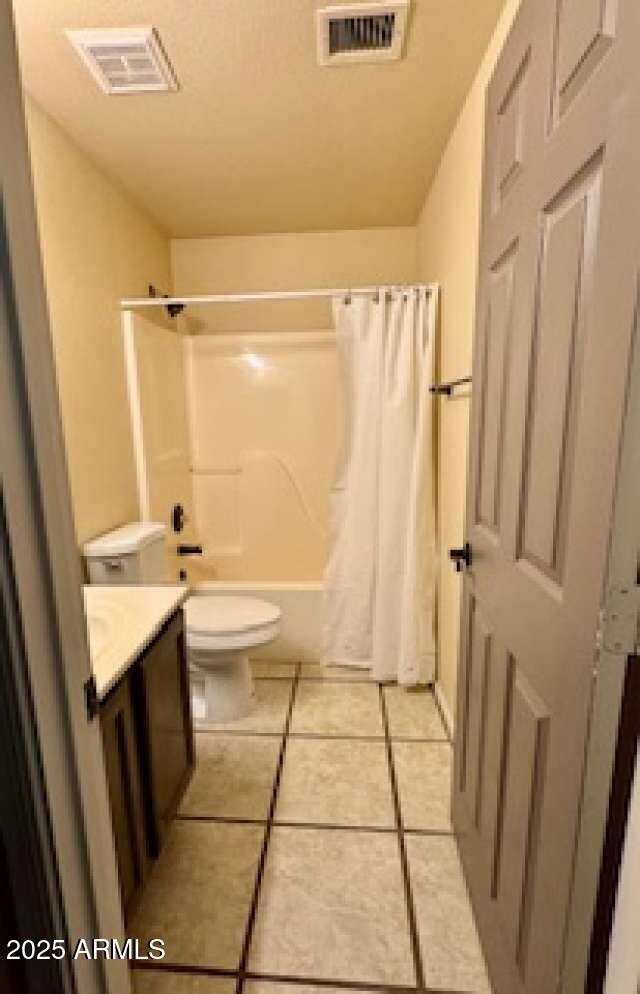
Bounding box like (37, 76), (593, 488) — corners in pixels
(185, 595), (281, 652)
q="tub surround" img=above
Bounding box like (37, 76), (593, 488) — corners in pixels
(185, 331), (341, 581)
(83, 584), (188, 701)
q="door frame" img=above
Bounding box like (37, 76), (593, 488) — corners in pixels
(0, 6), (128, 992)
(0, 515), (71, 994)
(603, 752), (640, 994)
(561, 259), (640, 994)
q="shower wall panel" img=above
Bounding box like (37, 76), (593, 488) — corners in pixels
(186, 331), (342, 580)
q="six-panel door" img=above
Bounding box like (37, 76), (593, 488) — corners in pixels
(454, 2), (640, 992)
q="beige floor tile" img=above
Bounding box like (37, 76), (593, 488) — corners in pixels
(200, 680), (292, 734)
(248, 827), (415, 984)
(290, 682), (383, 737)
(251, 659), (298, 679)
(245, 986), (378, 994)
(275, 738), (394, 827)
(393, 741), (453, 831)
(129, 821), (263, 970)
(383, 685), (448, 740)
(180, 734), (280, 820)
(406, 835), (492, 993)
(299, 662), (372, 682)
(134, 973), (235, 994)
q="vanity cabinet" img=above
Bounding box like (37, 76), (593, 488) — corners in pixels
(99, 675), (148, 916)
(100, 606), (194, 915)
(135, 610), (195, 854)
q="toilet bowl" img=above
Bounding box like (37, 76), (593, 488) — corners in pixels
(83, 522), (281, 725)
(185, 595), (281, 723)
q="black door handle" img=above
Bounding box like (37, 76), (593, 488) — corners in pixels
(449, 542), (472, 573)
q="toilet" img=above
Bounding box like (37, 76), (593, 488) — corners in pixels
(83, 521), (281, 723)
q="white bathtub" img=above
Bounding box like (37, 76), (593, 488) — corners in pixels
(192, 580), (323, 662)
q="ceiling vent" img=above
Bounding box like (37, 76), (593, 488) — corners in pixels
(317, 2), (410, 66)
(66, 26), (178, 94)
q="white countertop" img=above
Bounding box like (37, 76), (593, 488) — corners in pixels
(83, 585), (189, 702)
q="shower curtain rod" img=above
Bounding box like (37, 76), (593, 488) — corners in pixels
(120, 283), (438, 309)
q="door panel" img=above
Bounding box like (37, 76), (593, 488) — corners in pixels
(476, 245), (517, 535)
(460, 598), (491, 823)
(495, 54), (529, 208)
(519, 158), (602, 580)
(454, 1), (640, 992)
(494, 672), (548, 965)
(555, 0), (619, 118)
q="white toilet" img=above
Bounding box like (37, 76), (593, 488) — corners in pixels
(83, 521), (281, 723)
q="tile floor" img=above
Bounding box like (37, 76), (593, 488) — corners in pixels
(130, 662), (491, 994)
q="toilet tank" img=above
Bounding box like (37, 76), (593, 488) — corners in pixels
(84, 522), (168, 585)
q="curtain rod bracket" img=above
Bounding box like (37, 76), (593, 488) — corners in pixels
(148, 283), (185, 319)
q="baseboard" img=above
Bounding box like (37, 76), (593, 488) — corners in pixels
(434, 681), (454, 740)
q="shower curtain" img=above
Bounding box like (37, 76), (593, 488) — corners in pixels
(322, 288), (437, 685)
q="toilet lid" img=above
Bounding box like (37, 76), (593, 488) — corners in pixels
(185, 596), (281, 637)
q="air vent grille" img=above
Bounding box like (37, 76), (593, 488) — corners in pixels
(67, 27), (178, 94)
(329, 14), (396, 55)
(317, 2), (410, 66)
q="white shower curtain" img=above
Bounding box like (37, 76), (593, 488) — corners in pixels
(322, 288), (437, 685)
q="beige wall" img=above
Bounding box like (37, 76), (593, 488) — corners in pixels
(417, 0), (522, 725)
(25, 99), (172, 546)
(171, 228), (418, 333)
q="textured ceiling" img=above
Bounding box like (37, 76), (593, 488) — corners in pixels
(13, 0), (505, 237)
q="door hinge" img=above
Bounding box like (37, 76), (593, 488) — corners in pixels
(84, 675), (99, 721)
(596, 583), (640, 656)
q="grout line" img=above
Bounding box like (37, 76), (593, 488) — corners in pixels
(244, 974), (472, 994)
(432, 685), (454, 745)
(194, 728), (286, 738)
(297, 678), (377, 685)
(273, 820), (395, 833)
(253, 675), (375, 685)
(235, 663), (301, 993)
(392, 736), (452, 745)
(379, 685), (426, 990)
(132, 961), (237, 978)
(243, 970), (421, 991)
(177, 814), (267, 825)
(289, 731), (386, 742)
(193, 728), (448, 744)
(176, 814), (454, 837)
(289, 732), (451, 745)
(132, 960), (471, 994)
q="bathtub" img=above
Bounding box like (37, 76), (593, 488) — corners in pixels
(191, 580), (323, 662)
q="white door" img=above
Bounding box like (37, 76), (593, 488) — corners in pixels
(454, 1), (640, 992)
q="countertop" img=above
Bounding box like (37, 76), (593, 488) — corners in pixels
(83, 584), (189, 702)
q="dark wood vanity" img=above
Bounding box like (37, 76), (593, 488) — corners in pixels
(99, 607), (194, 918)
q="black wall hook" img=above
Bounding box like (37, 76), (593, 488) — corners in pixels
(430, 376), (472, 397)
